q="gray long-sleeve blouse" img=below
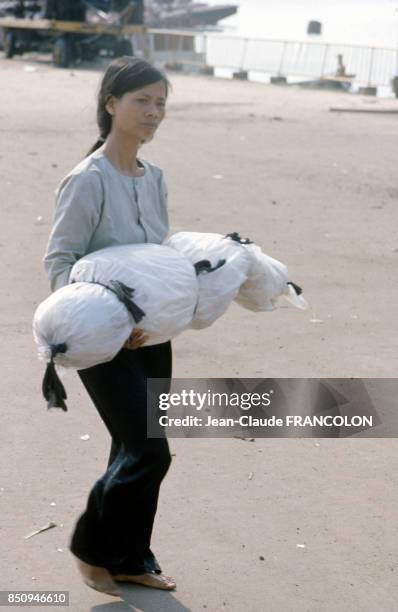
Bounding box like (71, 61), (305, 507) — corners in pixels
(43, 149), (169, 292)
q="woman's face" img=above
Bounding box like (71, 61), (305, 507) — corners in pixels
(106, 80), (167, 142)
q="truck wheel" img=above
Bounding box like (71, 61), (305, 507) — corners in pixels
(53, 37), (71, 68)
(4, 30), (16, 59)
(114, 38), (133, 57)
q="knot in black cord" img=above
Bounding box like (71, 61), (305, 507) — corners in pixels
(287, 281), (303, 296)
(194, 259), (226, 275)
(42, 342), (68, 412)
(50, 342), (67, 359)
(91, 279), (146, 324)
(225, 232), (253, 244)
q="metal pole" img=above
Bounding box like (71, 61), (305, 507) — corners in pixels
(142, 30), (151, 61)
(293, 42), (302, 74)
(368, 47), (375, 86)
(240, 37), (248, 71)
(393, 45), (398, 97)
(320, 43), (329, 76)
(278, 40), (287, 75)
(203, 33), (208, 68)
(396, 44), (398, 75)
(146, 30), (154, 63)
(177, 32), (183, 65)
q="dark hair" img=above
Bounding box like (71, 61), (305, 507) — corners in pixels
(86, 56), (170, 157)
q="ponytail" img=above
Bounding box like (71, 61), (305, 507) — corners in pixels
(86, 136), (106, 157)
(85, 100), (112, 157)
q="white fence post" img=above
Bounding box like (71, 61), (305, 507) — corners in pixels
(320, 43), (329, 76)
(368, 47), (375, 86)
(146, 31), (155, 64)
(240, 37), (248, 71)
(200, 33), (214, 74)
(278, 41), (287, 76)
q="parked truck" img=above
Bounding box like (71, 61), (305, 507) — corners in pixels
(0, 1), (145, 67)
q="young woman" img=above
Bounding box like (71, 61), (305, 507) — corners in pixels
(43, 56), (176, 596)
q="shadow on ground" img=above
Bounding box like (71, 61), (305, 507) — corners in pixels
(90, 584), (192, 612)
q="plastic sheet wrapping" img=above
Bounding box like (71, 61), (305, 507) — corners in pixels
(236, 243), (308, 311)
(33, 281), (131, 370)
(34, 235), (307, 408)
(166, 231), (251, 328)
(69, 243), (198, 346)
(167, 231), (307, 314)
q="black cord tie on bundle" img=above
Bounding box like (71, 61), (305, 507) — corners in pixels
(92, 280), (146, 323)
(287, 281), (303, 296)
(225, 232), (253, 245)
(42, 343), (68, 412)
(194, 259), (226, 275)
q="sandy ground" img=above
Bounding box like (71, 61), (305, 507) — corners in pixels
(1, 53), (398, 612)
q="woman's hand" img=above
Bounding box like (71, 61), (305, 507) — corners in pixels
(123, 328), (148, 350)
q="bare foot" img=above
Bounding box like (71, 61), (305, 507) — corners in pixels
(113, 572), (176, 590)
(74, 557), (121, 597)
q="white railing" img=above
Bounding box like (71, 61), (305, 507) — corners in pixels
(136, 29), (398, 92)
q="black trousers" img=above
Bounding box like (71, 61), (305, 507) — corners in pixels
(69, 341), (172, 576)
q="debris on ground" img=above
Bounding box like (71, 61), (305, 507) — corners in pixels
(24, 522), (57, 539)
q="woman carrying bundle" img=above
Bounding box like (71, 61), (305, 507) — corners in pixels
(43, 57), (176, 595)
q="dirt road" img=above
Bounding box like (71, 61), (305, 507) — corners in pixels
(1, 55), (397, 611)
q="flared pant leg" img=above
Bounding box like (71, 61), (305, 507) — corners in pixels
(69, 341), (172, 576)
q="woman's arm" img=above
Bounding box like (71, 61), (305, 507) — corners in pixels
(43, 169), (104, 292)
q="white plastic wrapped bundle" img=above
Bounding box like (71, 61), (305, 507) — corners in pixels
(34, 243), (199, 410)
(165, 232), (252, 328)
(70, 243), (198, 345)
(33, 281), (132, 371)
(34, 234), (307, 411)
(33, 281), (134, 411)
(236, 242), (308, 311)
(236, 244), (289, 311)
(166, 231), (249, 265)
